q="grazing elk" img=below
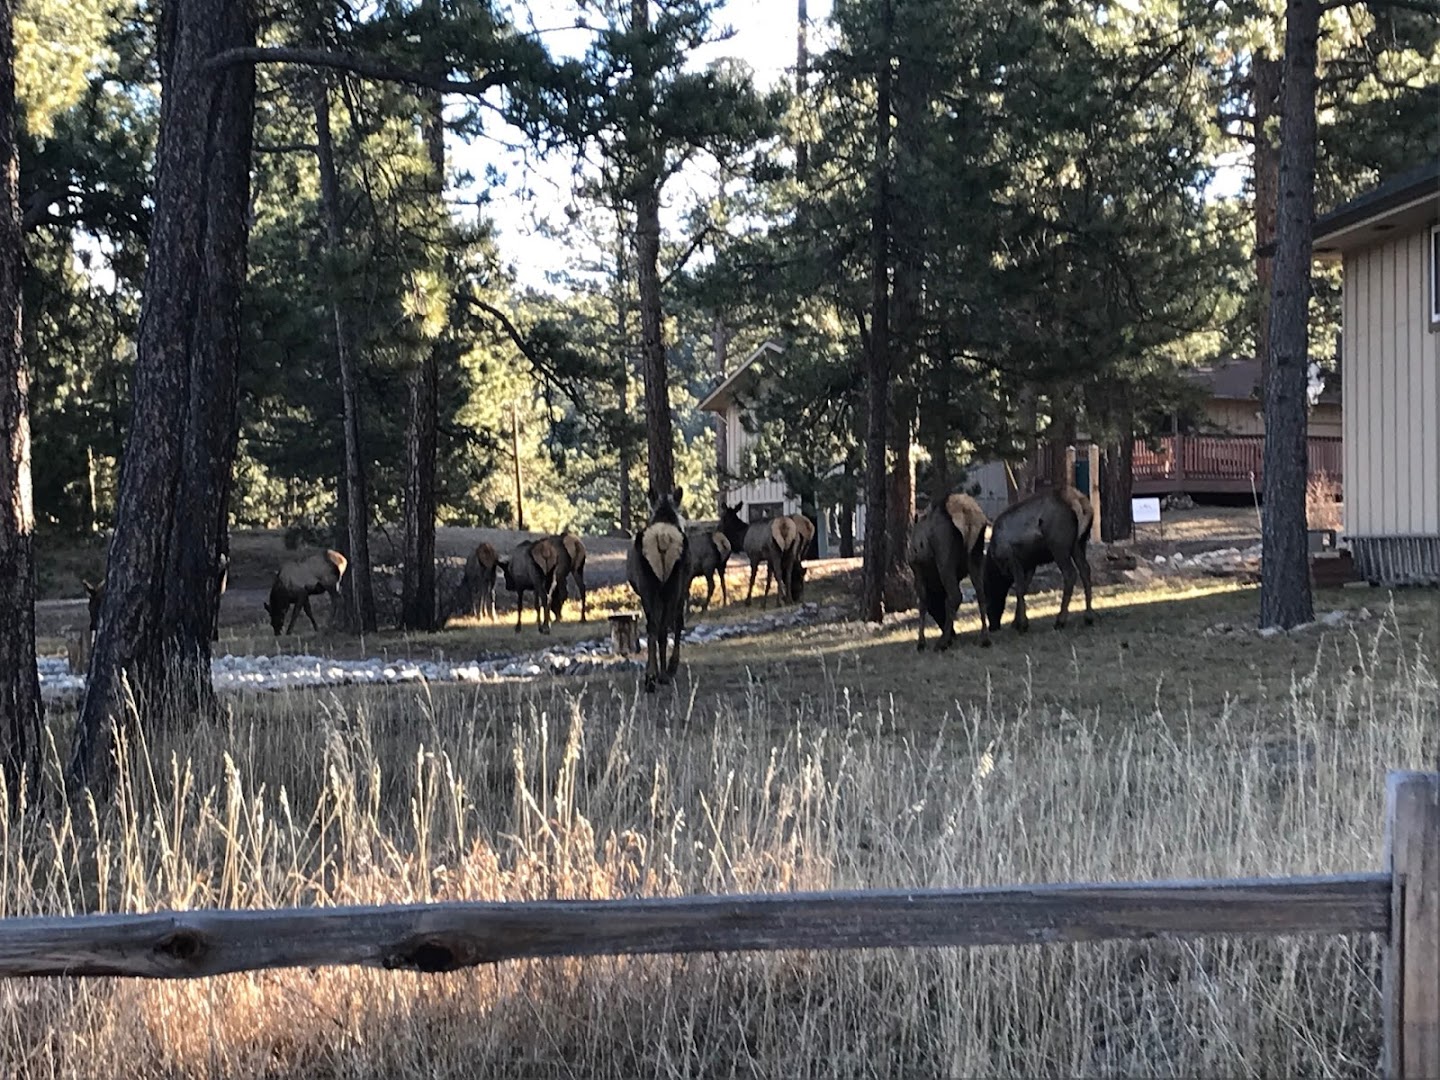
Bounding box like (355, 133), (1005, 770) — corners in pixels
(765, 512), (815, 602)
(501, 535), (571, 635)
(548, 531), (589, 622)
(627, 487), (692, 692)
(86, 551), (231, 642)
(907, 494), (990, 652)
(264, 550), (348, 635)
(686, 528), (732, 613)
(983, 486), (1095, 633)
(444, 541), (499, 623)
(717, 503), (802, 607)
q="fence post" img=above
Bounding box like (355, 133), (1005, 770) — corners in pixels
(1382, 770), (1440, 1080)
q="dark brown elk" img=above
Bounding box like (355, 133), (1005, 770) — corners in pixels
(501, 535), (571, 635)
(717, 503), (801, 607)
(548, 531), (588, 622)
(444, 541), (499, 623)
(686, 528), (732, 613)
(264, 550), (348, 635)
(983, 486), (1094, 633)
(907, 494), (990, 651)
(776, 512), (814, 601)
(628, 487), (692, 691)
(86, 551), (230, 642)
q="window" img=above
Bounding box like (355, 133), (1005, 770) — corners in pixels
(1431, 224), (1440, 329)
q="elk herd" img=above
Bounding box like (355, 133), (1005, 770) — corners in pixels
(79, 480), (1095, 695)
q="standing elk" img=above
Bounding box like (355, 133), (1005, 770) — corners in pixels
(627, 487), (692, 692)
(907, 493), (990, 652)
(686, 528), (732, 613)
(85, 551), (231, 642)
(501, 535), (571, 635)
(548, 531), (588, 623)
(717, 503), (802, 607)
(444, 541), (499, 623)
(983, 486), (1095, 633)
(264, 550), (348, 635)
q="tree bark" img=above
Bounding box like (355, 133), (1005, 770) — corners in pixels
(795, 0), (808, 177)
(1100, 436), (1135, 543)
(1253, 53), (1282, 383)
(1259, 0), (1318, 630)
(630, 0), (675, 497)
(314, 79), (377, 634)
(69, 0), (257, 789)
(860, 0), (893, 624)
(0, 0), (43, 803)
(712, 313), (728, 514)
(400, 61), (443, 632)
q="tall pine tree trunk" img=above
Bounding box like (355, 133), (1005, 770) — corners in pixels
(1253, 53), (1282, 382)
(1259, 0), (1318, 630)
(712, 314), (728, 514)
(630, 0), (675, 496)
(69, 0), (256, 788)
(314, 79), (376, 633)
(0, 0), (42, 802)
(1100, 435), (1134, 543)
(400, 66), (443, 632)
(860, 0), (893, 623)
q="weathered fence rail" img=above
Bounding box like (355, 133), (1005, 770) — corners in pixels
(0, 770), (1433, 1077)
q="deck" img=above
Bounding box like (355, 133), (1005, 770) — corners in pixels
(1130, 435), (1342, 496)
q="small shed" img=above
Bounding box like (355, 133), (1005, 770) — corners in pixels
(1312, 159), (1440, 584)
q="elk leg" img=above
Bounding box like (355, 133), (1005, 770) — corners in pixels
(654, 606), (670, 684)
(536, 584), (550, 635)
(1076, 546), (1095, 624)
(914, 580), (927, 651)
(718, 565), (729, 607)
(284, 601), (300, 634)
(575, 570), (587, 623)
(665, 600), (684, 680)
(301, 595), (320, 632)
(702, 571), (715, 613)
(937, 572), (962, 651)
(515, 589), (525, 633)
(969, 558), (992, 647)
(1013, 565), (1035, 633)
(746, 559), (759, 607)
(644, 616), (659, 692)
(1054, 554), (1076, 629)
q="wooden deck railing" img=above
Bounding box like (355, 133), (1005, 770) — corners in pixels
(1131, 434), (1343, 487)
(0, 770), (1433, 1077)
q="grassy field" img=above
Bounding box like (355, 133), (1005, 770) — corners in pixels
(7, 568), (1440, 1075)
(15, 517), (1440, 1076)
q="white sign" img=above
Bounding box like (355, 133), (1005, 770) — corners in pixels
(1132, 497), (1162, 524)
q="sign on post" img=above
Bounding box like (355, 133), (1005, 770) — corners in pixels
(1132, 497), (1161, 524)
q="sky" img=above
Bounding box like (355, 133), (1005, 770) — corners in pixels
(449, 0), (836, 292)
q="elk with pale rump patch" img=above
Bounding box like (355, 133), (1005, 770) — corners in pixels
(547, 531), (588, 622)
(264, 550), (347, 635)
(907, 493), (990, 652)
(443, 541), (499, 623)
(717, 503), (802, 607)
(983, 485), (1095, 633)
(686, 528), (732, 613)
(763, 511), (814, 602)
(627, 487), (692, 692)
(501, 536), (571, 635)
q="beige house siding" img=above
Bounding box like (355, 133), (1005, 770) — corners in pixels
(1199, 398), (1341, 438)
(1342, 226), (1440, 540)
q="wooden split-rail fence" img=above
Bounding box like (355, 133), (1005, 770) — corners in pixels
(0, 770), (1434, 1077)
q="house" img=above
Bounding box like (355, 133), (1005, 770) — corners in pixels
(1129, 356), (1344, 497)
(1312, 159), (1439, 584)
(696, 340), (1011, 553)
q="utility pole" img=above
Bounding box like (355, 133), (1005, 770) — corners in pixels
(510, 402), (525, 531)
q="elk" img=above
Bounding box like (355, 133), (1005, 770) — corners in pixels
(764, 511), (815, 602)
(264, 550), (348, 635)
(627, 487), (692, 692)
(86, 551), (230, 642)
(686, 528), (732, 613)
(983, 486), (1095, 633)
(907, 494), (990, 651)
(501, 535), (571, 635)
(548, 531), (588, 622)
(717, 503), (802, 607)
(444, 541), (499, 623)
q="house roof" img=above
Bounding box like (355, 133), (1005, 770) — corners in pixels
(1311, 159), (1440, 257)
(696, 339), (784, 414)
(1185, 356), (1340, 406)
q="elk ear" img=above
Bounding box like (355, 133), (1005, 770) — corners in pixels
(672, 486), (683, 506)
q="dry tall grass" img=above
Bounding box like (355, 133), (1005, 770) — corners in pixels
(2, 613), (1436, 1079)
(1307, 471), (1345, 532)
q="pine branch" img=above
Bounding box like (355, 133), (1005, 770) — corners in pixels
(203, 47), (514, 97)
